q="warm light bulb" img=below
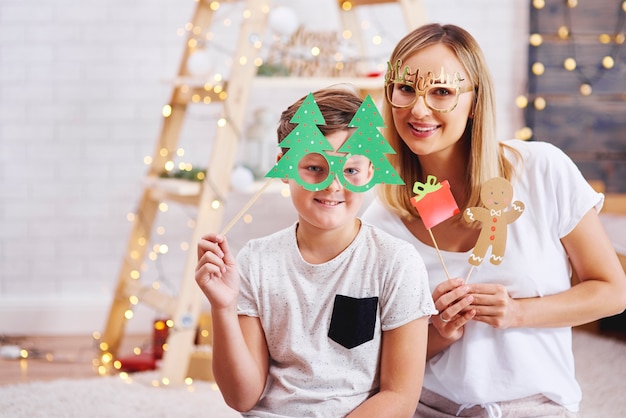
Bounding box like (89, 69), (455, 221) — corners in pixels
(534, 97), (546, 110)
(515, 96), (528, 108)
(563, 58), (576, 71)
(558, 26), (569, 39)
(529, 33), (543, 46)
(515, 127), (533, 141)
(580, 83), (592, 96)
(531, 62), (545, 75)
(602, 56), (615, 69)
(532, 0), (545, 9)
(162, 105), (172, 118)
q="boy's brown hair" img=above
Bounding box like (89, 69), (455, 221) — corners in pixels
(276, 85), (363, 148)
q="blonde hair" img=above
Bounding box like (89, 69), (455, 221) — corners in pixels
(378, 23), (519, 220)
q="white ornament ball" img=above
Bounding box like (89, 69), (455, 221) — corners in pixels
(230, 166), (255, 192)
(186, 50), (212, 77)
(268, 7), (299, 37)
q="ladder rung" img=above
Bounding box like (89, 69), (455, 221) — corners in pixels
(143, 177), (201, 205)
(123, 280), (178, 316)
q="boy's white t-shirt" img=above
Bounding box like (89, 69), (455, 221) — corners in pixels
(362, 139), (603, 412)
(236, 222), (436, 418)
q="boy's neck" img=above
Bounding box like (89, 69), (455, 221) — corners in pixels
(295, 218), (362, 264)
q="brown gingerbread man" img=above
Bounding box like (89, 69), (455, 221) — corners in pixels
(463, 177), (524, 266)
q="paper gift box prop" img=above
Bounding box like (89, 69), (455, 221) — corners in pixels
(411, 175), (460, 229)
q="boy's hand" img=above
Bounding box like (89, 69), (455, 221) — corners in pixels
(195, 233), (240, 310)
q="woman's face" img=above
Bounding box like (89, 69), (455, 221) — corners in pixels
(390, 43), (474, 158)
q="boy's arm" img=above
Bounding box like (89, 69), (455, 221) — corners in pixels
(347, 316), (429, 418)
(211, 308), (269, 412)
(195, 234), (270, 412)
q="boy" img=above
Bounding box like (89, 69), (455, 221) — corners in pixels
(195, 86), (436, 417)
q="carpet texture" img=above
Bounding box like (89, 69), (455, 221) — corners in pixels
(0, 330), (624, 417)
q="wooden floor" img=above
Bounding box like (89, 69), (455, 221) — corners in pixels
(0, 334), (151, 386)
(1, 327), (625, 387)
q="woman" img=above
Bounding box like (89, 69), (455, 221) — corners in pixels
(362, 23), (626, 417)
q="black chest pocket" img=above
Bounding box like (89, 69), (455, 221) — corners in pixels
(328, 295), (379, 349)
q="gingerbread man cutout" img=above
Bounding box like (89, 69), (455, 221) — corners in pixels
(463, 177), (524, 266)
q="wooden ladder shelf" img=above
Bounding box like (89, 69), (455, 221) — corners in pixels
(99, 0), (425, 386)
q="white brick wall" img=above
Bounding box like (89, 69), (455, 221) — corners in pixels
(0, 0), (529, 334)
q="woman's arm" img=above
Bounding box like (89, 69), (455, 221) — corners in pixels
(347, 317), (429, 418)
(470, 208), (626, 328)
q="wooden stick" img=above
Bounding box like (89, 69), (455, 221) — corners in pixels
(465, 265), (475, 284)
(427, 228), (451, 280)
(219, 179), (275, 236)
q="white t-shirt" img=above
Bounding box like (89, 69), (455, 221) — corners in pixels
(362, 140), (603, 412)
(237, 221), (436, 417)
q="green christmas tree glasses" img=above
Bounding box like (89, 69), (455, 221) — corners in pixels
(265, 93), (404, 192)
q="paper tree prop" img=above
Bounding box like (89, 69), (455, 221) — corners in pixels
(463, 177), (525, 282)
(411, 175), (460, 279)
(337, 94), (404, 192)
(266, 92), (403, 192)
(266, 92), (334, 191)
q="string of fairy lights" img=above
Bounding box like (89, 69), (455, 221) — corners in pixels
(515, 0), (626, 140)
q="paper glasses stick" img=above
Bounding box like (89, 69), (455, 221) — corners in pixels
(411, 175), (460, 280)
(219, 178), (276, 236)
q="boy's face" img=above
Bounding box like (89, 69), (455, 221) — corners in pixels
(283, 130), (373, 232)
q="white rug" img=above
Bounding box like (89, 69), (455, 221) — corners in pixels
(0, 331), (624, 417)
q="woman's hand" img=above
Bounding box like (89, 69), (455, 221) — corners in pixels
(195, 233), (240, 310)
(467, 283), (521, 328)
(431, 278), (475, 340)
